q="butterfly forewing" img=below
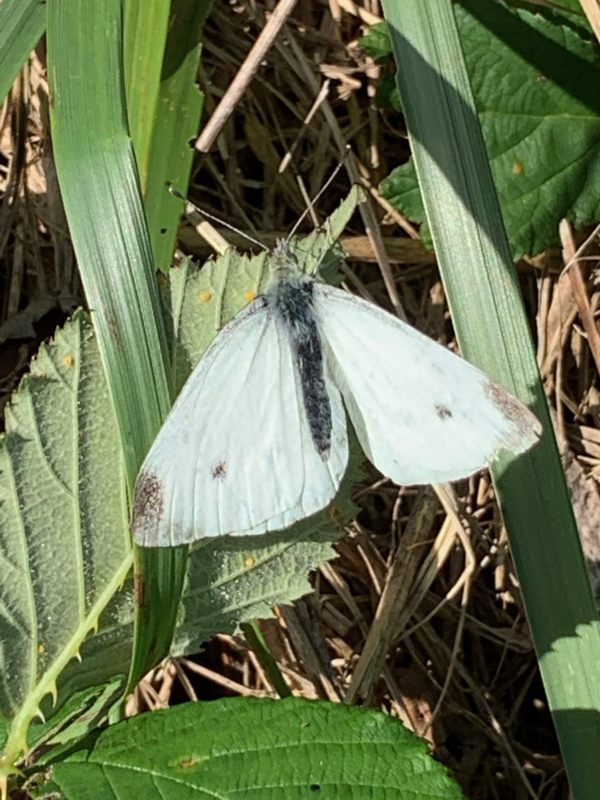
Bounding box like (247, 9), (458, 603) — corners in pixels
(132, 296), (348, 546)
(314, 284), (541, 485)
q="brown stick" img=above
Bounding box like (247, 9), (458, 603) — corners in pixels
(195, 0), (298, 152)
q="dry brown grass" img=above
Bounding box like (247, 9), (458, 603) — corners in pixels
(2, 3), (600, 799)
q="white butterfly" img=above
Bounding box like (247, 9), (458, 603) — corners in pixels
(132, 241), (541, 547)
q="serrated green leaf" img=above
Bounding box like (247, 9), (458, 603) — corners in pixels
(380, 3), (600, 258)
(30, 680), (123, 762)
(50, 697), (465, 799)
(0, 192), (362, 781)
(0, 312), (132, 776)
(0, 0), (46, 105)
(174, 495), (355, 656)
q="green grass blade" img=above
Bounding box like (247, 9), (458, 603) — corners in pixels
(0, 0), (45, 105)
(123, 0), (171, 184)
(46, 0), (186, 689)
(124, 1), (208, 273)
(141, 0), (209, 272)
(380, 1), (600, 795)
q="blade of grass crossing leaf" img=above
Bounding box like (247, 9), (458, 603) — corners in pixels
(241, 622), (291, 699)
(47, 0), (187, 691)
(379, 1), (600, 795)
(0, 0), (46, 105)
(373, 5), (600, 262)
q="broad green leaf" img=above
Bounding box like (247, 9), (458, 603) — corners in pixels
(50, 697), (465, 799)
(174, 516), (348, 656)
(379, 2), (600, 258)
(0, 313), (132, 778)
(0, 193), (362, 782)
(0, 0), (45, 105)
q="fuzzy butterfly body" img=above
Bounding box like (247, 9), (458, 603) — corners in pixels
(132, 241), (541, 547)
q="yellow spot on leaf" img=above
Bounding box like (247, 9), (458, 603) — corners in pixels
(198, 290), (212, 303)
(244, 555), (256, 569)
(177, 756), (200, 769)
(328, 505), (345, 526)
(244, 290), (256, 303)
(512, 162), (524, 175)
(64, 354), (75, 367)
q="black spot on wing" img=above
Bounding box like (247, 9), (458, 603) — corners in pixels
(435, 403), (453, 420)
(132, 470), (164, 543)
(211, 460), (228, 480)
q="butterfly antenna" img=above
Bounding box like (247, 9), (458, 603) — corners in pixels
(167, 183), (268, 251)
(285, 145), (351, 243)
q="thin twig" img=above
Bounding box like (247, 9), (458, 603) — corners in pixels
(196, 0), (299, 152)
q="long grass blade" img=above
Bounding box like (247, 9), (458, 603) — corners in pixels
(47, 0), (186, 687)
(0, 0), (45, 105)
(380, 1), (600, 795)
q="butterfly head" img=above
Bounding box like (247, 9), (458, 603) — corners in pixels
(271, 240), (302, 276)
(267, 240), (313, 296)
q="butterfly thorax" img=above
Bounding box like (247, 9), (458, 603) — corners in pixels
(269, 251), (313, 335)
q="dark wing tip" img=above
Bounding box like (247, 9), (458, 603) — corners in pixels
(484, 379), (542, 449)
(132, 470), (165, 545)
